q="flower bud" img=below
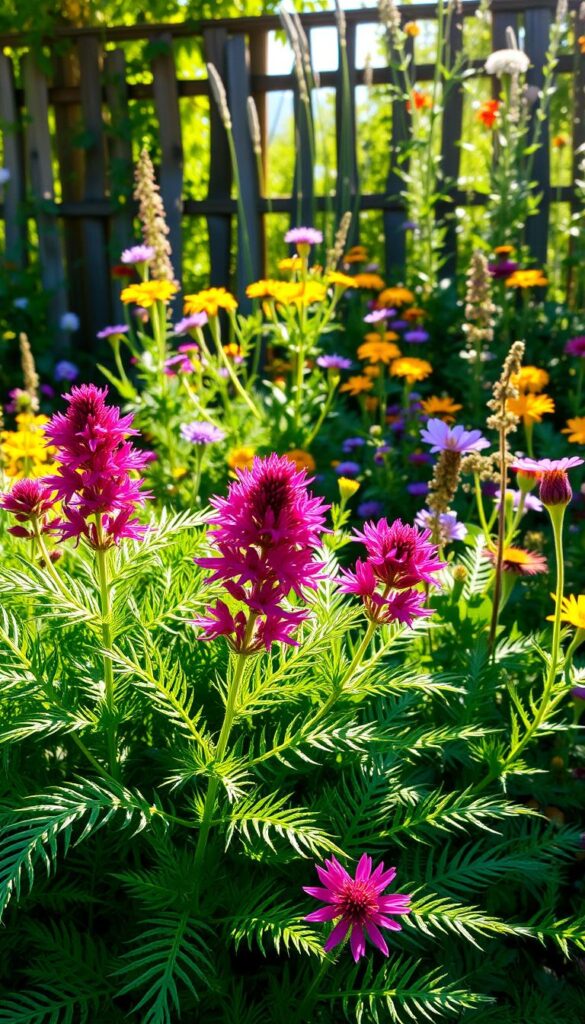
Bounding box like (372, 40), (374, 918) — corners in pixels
(516, 469), (539, 493)
(539, 470), (572, 507)
(338, 477), (360, 503)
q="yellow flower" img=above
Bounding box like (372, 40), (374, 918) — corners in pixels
(284, 449), (316, 473)
(223, 342), (243, 360)
(270, 281), (326, 307)
(184, 287), (238, 317)
(511, 365), (550, 393)
(378, 286), (415, 307)
(227, 445), (256, 472)
(548, 593), (585, 629)
(404, 20), (420, 36)
(508, 392), (554, 425)
(15, 413), (51, 431)
(562, 417), (585, 444)
(363, 331), (400, 344)
(2, 330), (16, 340)
(505, 269), (548, 289)
(352, 273), (386, 291)
(278, 255), (302, 272)
(390, 357), (433, 383)
(340, 375), (374, 396)
(327, 271), (355, 291)
(1, 428), (54, 479)
(246, 279), (283, 299)
(343, 246), (368, 264)
(171, 466), (188, 480)
(357, 339), (401, 364)
(420, 396), (462, 422)
(121, 280), (178, 307)
(338, 477), (360, 501)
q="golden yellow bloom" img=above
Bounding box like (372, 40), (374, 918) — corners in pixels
(378, 286), (415, 307)
(420, 396), (463, 422)
(284, 448), (316, 473)
(494, 245), (514, 255)
(357, 339), (401, 364)
(352, 273), (385, 291)
(579, 35), (585, 55)
(390, 357), (432, 383)
(340, 375), (374, 396)
(227, 445), (256, 471)
(343, 245), (368, 264)
(363, 365), (381, 379)
(1, 416), (55, 479)
(246, 279), (283, 299)
(327, 271), (355, 290)
(562, 417), (585, 444)
(403, 306), (426, 322)
(2, 330), (16, 340)
(223, 342), (242, 360)
(363, 331), (400, 344)
(404, 20), (420, 36)
(364, 396), (379, 413)
(510, 365), (550, 394)
(15, 413), (51, 431)
(508, 392), (554, 425)
(270, 281), (327, 307)
(338, 477), (360, 501)
(548, 593), (585, 629)
(171, 466), (188, 480)
(278, 255), (302, 272)
(184, 287), (238, 317)
(121, 280), (178, 307)
(505, 269), (548, 289)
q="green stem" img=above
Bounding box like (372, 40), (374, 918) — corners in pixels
(303, 380), (337, 448)
(473, 473), (493, 544)
(32, 519), (70, 597)
(504, 492), (526, 547)
(210, 316), (261, 419)
(95, 519), (118, 779)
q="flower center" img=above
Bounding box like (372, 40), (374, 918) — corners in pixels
(338, 880), (377, 923)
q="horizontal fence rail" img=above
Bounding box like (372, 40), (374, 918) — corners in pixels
(0, 0), (583, 345)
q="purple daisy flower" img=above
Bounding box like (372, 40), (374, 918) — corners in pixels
(404, 329), (429, 344)
(357, 500), (384, 519)
(364, 308), (396, 324)
(565, 336), (585, 358)
(335, 461), (361, 477)
(407, 482), (429, 496)
(494, 489), (543, 512)
(317, 354), (352, 370)
(420, 418), (490, 454)
(284, 226), (323, 247)
(415, 508), (467, 542)
(180, 421), (226, 445)
(342, 437), (366, 453)
(54, 360), (80, 383)
(121, 244), (156, 265)
(174, 313), (208, 335)
(390, 319), (408, 330)
(97, 324), (129, 340)
(511, 457), (584, 474)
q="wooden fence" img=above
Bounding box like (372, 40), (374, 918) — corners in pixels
(0, 1), (584, 346)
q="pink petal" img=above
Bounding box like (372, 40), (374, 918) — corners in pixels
(355, 853), (372, 882)
(305, 906), (339, 923)
(350, 925), (366, 962)
(365, 921), (389, 956)
(324, 916), (351, 952)
(379, 894), (411, 913)
(303, 886), (338, 902)
(371, 913), (403, 931)
(372, 865), (397, 891)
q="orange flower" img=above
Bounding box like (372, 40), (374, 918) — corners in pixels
(552, 133), (569, 149)
(477, 99), (500, 128)
(378, 286), (415, 307)
(403, 306), (426, 322)
(284, 449), (316, 473)
(510, 365), (550, 393)
(562, 417), (585, 444)
(343, 246), (369, 265)
(357, 339), (401, 364)
(364, 396), (379, 413)
(404, 20), (420, 36)
(508, 392), (555, 425)
(352, 273), (386, 291)
(364, 331), (400, 344)
(227, 446), (255, 472)
(420, 396), (462, 422)
(487, 546), (548, 575)
(494, 245), (514, 255)
(579, 35), (585, 54)
(390, 357), (432, 383)
(363, 364), (381, 379)
(340, 375), (374, 396)
(407, 90), (432, 112)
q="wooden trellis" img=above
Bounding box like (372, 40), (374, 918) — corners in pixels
(0, 0), (583, 344)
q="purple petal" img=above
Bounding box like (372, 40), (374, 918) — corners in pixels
(365, 921), (390, 956)
(302, 886), (338, 902)
(324, 916), (351, 952)
(305, 906), (339, 923)
(350, 925), (366, 962)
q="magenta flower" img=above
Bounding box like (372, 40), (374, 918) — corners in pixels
(174, 313), (208, 335)
(304, 854), (411, 962)
(164, 345), (199, 375)
(0, 478), (57, 538)
(317, 354), (352, 370)
(121, 244), (155, 266)
(194, 454), (328, 652)
(44, 384), (151, 548)
(284, 226), (323, 247)
(488, 260), (518, 279)
(364, 308), (395, 324)
(420, 419), (490, 454)
(97, 324), (128, 340)
(565, 336), (585, 358)
(180, 421), (225, 445)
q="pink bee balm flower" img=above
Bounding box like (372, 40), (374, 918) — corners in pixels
(45, 384), (152, 548)
(420, 418), (490, 454)
(284, 226), (323, 247)
(194, 454), (328, 652)
(565, 336), (585, 358)
(304, 854), (411, 962)
(0, 478), (57, 538)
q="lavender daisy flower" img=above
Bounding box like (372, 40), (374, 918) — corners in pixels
(54, 360), (80, 382)
(180, 421), (226, 445)
(121, 244), (156, 266)
(335, 461), (361, 477)
(415, 508), (467, 542)
(404, 329), (429, 344)
(420, 418), (490, 454)
(317, 354), (352, 370)
(97, 324), (129, 340)
(60, 312), (80, 333)
(494, 489), (543, 512)
(342, 437), (366, 453)
(358, 500), (384, 518)
(407, 482), (429, 496)
(284, 227), (323, 247)
(364, 308), (396, 324)
(390, 319), (408, 330)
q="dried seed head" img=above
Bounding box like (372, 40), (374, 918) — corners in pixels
(207, 63), (232, 130)
(327, 211), (352, 270)
(246, 96), (262, 155)
(19, 332), (39, 412)
(133, 148), (175, 283)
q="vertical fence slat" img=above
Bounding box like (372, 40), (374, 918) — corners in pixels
(22, 52), (68, 343)
(151, 34), (184, 286)
(384, 38), (412, 278)
(54, 47), (85, 326)
(336, 19), (358, 228)
(249, 27), (268, 273)
(441, 9), (464, 279)
(0, 52), (27, 267)
(524, 6), (552, 266)
(225, 33), (262, 307)
(104, 47), (134, 315)
(292, 62), (314, 228)
(203, 27), (232, 289)
(78, 34), (111, 342)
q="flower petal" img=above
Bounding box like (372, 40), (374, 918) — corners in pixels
(305, 906), (339, 923)
(350, 925), (366, 962)
(365, 921), (389, 956)
(324, 916), (351, 952)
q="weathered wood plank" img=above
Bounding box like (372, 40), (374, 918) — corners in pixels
(151, 33), (184, 286)
(524, 6), (552, 266)
(384, 37), (413, 276)
(0, 52), (27, 267)
(336, 17), (358, 227)
(53, 47), (85, 328)
(225, 33), (262, 308)
(441, 6), (465, 278)
(22, 52), (68, 344)
(203, 27), (232, 288)
(104, 48), (135, 315)
(78, 34), (112, 343)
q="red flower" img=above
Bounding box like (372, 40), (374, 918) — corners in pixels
(477, 99), (500, 128)
(407, 90), (432, 112)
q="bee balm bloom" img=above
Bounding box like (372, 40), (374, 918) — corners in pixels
(304, 854), (411, 962)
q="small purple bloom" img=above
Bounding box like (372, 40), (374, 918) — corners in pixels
(373, 445), (392, 465)
(121, 244), (156, 265)
(494, 489), (543, 512)
(180, 421), (226, 445)
(390, 319), (408, 330)
(420, 419), (490, 454)
(317, 354), (352, 370)
(364, 308), (396, 324)
(174, 313), (208, 335)
(512, 457), (584, 473)
(60, 312), (80, 333)
(335, 461), (361, 477)
(13, 297), (29, 310)
(54, 360), (80, 383)
(571, 686), (585, 701)
(97, 324), (129, 340)
(407, 482), (429, 496)
(357, 500), (384, 519)
(342, 437), (366, 453)
(41, 384), (55, 398)
(402, 220), (417, 232)
(565, 336), (585, 358)
(408, 452), (433, 465)
(415, 508), (467, 542)
(488, 260), (519, 279)
(284, 227), (323, 246)
(404, 329), (429, 344)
